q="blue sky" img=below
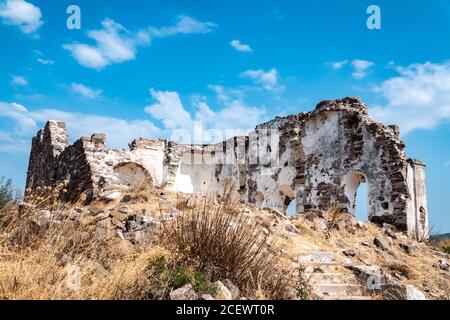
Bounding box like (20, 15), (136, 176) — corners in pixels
(0, 0), (449, 232)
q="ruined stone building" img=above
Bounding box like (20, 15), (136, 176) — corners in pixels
(25, 97), (429, 239)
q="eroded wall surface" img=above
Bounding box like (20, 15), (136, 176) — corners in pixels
(25, 97), (428, 238)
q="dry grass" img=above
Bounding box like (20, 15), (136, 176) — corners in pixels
(0, 189), (305, 300)
(161, 196), (300, 299)
(385, 262), (416, 280)
(0, 202), (153, 300)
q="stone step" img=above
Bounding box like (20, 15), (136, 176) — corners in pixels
(304, 262), (342, 273)
(306, 272), (356, 285)
(312, 284), (367, 297)
(298, 252), (335, 263)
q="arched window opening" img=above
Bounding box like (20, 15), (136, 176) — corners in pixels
(286, 198), (297, 217)
(355, 182), (369, 222)
(344, 170), (368, 221)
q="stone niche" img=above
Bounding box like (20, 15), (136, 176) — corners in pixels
(25, 97), (429, 240)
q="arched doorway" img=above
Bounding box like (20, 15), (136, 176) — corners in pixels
(113, 162), (153, 189)
(279, 184), (296, 216)
(343, 170), (368, 220)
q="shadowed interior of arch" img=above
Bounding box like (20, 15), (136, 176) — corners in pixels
(113, 162), (153, 189)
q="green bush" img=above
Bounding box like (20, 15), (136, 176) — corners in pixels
(0, 177), (18, 209)
(169, 266), (217, 296)
(144, 250), (217, 298)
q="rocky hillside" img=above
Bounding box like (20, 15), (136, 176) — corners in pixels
(0, 186), (448, 300)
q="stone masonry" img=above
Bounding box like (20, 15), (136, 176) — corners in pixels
(25, 97), (429, 240)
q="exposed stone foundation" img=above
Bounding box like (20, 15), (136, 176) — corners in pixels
(25, 97), (429, 239)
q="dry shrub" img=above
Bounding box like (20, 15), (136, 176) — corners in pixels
(386, 262), (416, 280)
(324, 205), (346, 239)
(435, 239), (450, 254)
(161, 198), (299, 299)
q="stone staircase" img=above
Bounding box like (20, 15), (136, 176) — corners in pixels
(298, 251), (373, 300)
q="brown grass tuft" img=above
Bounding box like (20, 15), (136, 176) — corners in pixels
(161, 197), (300, 299)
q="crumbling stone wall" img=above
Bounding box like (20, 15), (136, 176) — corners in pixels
(25, 97), (429, 239)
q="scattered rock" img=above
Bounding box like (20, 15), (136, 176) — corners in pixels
(336, 220), (348, 230)
(214, 281), (232, 300)
(350, 265), (382, 283)
(285, 223), (300, 235)
(170, 284), (198, 300)
(121, 195), (133, 203)
(342, 249), (357, 257)
(399, 242), (413, 254)
(438, 260), (449, 271)
(223, 279), (240, 300)
(74, 207), (84, 214)
(101, 191), (122, 202)
(384, 228), (397, 239)
(374, 236), (390, 251)
(382, 285), (427, 300)
(111, 217), (125, 230)
(262, 228), (269, 236)
(93, 211), (110, 222)
(110, 210), (128, 222)
(314, 219), (328, 232)
(200, 294), (215, 300)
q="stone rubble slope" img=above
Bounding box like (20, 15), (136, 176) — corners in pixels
(22, 186), (449, 300)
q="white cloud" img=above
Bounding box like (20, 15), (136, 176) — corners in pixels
(145, 89), (192, 130)
(0, 0), (43, 35)
(0, 101), (37, 135)
(0, 130), (12, 142)
(328, 60), (348, 70)
(371, 61), (450, 135)
(1, 85), (265, 152)
(230, 39), (252, 52)
(34, 50), (55, 65)
(142, 15), (217, 39)
(144, 88), (266, 143)
(70, 83), (102, 100)
(0, 101), (162, 150)
(63, 19), (135, 70)
(64, 16), (216, 70)
(37, 58), (54, 65)
(11, 75), (28, 86)
(30, 109), (162, 148)
(240, 68), (284, 92)
(207, 84), (245, 102)
(351, 59), (374, 79)
(63, 43), (109, 70)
